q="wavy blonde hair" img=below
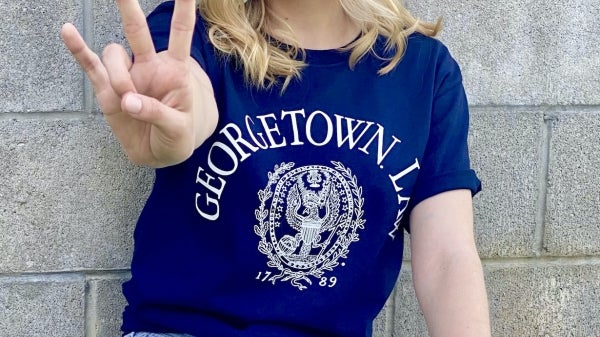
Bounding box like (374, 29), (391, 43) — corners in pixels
(197, 0), (441, 89)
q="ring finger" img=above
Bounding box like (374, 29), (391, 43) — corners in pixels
(103, 43), (136, 97)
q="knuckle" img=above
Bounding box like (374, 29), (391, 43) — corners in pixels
(102, 43), (120, 58)
(169, 73), (190, 89)
(170, 19), (193, 34)
(68, 42), (86, 57)
(159, 117), (189, 144)
(122, 21), (146, 36)
(110, 76), (132, 94)
(80, 53), (101, 73)
(103, 43), (130, 65)
(145, 98), (162, 118)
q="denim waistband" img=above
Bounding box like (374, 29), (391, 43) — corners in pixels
(124, 333), (195, 337)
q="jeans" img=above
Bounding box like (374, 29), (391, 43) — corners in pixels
(124, 333), (195, 337)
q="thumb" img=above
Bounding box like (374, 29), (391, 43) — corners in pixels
(122, 93), (169, 126)
(123, 93), (143, 115)
(121, 92), (193, 142)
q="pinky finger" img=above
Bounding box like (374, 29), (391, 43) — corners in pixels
(61, 23), (111, 94)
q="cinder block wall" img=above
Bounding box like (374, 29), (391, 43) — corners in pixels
(1, 1), (598, 336)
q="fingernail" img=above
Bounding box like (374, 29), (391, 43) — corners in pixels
(125, 94), (142, 114)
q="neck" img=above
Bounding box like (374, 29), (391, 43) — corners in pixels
(265, 0), (360, 50)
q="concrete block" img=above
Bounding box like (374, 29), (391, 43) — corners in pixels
(372, 290), (394, 337)
(486, 263), (600, 336)
(469, 109), (545, 257)
(402, 234), (411, 261)
(93, 0), (166, 53)
(0, 116), (153, 272)
(392, 262), (600, 336)
(405, 0), (600, 105)
(91, 276), (130, 337)
(387, 109), (543, 260)
(90, 0), (600, 106)
(0, 275), (85, 337)
(546, 111), (600, 256)
(0, 1), (83, 113)
(392, 268), (428, 337)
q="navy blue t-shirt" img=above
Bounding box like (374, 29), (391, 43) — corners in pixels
(122, 2), (481, 336)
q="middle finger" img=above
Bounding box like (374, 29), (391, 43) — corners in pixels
(116, 0), (156, 60)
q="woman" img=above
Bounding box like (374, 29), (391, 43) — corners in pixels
(61, 0), (491, 336)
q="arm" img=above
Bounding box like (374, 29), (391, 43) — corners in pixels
(410, 189), (491, 337)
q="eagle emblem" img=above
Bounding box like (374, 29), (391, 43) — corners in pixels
(254, 162), (365, 290)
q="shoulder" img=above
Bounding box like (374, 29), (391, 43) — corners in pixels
(406, 32), (446, 50)
(371, 32), (463, 96)
(404, 32), (457, 68)
(403, 33), (464, 92)
(371, 32), (458, 75)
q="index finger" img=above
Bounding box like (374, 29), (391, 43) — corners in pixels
(116, 0), (156, 60)
(60, 23), (111, 94)
(168, 0), (197, 61)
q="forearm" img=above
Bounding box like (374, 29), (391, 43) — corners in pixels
(413, 248), (490, 337)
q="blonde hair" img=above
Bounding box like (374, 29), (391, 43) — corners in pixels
(198, 0), (441, 89)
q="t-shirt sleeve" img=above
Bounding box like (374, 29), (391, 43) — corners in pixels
(146, 1), (207, 70)
(402, 44), (481, 233)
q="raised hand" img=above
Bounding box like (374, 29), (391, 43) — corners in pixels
(61, 0), (218, 167)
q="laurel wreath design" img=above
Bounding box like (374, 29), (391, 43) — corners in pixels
(254, 161), (365, 290)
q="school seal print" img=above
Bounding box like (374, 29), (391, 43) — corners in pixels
(254, 162), (365, 290)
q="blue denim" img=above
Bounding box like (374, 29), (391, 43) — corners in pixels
(124, 333), (195, 337)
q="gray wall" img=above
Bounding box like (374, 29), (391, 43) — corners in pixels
(1, 1), (599, 336)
